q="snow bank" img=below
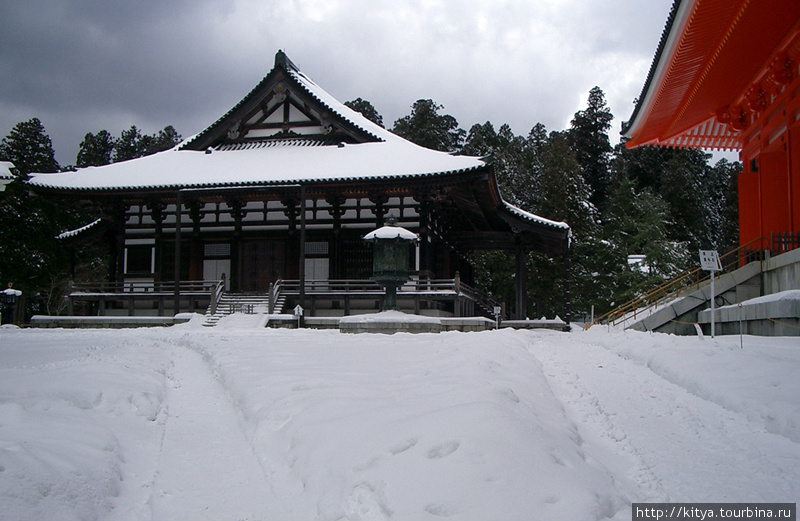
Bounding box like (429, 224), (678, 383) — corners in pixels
(338, 310), (441, 324)
(730, 289), (800, 306)
(590, 328), (800, 443)
(0, 327), (627, 520)
(528, 328), (800, 503)
(182, 328), (627, 519)
(1, 326), (798, 520)
(0, 330), (173, 521)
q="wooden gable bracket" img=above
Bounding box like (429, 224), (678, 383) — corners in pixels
(183, 50), (381, 151)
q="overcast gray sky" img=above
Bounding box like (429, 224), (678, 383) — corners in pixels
(0, 0), (675, 166)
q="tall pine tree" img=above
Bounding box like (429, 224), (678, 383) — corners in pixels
(76, 130), (115, 167)
(0, 118), (60, 176)
(568, 87), (613, 211)
(534, 130), (616, 316)
(112, 125), (181, 163)
(0, 119), (85, 319)
(344, 98), (384, 128)
(392, 99), (465, 152)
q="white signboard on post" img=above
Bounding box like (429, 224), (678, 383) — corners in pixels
(699, 250), (722, 272)
(294, 305), (304, 328)
(698, 250), (721, 338)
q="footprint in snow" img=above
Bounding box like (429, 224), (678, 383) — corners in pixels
(426, 441), (460, 459)
(388, 437), (417, 455)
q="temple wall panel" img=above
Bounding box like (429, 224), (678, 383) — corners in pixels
(789, 123), (800, 232)
(739, 160), (763, 249)
(760, 143), (792, 238)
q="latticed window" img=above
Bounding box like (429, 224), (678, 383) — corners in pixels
(205, 243), (231, 258)
(305, 241), (329, 256)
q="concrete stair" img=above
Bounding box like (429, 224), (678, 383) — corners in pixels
(203, 292), (284, 327)
(627, 260), (764, 335)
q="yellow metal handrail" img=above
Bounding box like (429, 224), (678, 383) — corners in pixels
(587, 238), (768, 329)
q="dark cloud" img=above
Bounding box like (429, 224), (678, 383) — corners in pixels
(0, 0), (674, 165)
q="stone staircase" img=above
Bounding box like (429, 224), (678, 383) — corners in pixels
(203, 292), (285, 327)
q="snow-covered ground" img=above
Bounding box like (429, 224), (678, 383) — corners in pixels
(1, 319), (798, 521)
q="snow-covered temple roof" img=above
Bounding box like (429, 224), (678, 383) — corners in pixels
(56, 218), (103, 240)
(27, 139), (485, 192)
(0, 161), (14, 180)
(25, 50), (569, 247)
(0, 161), (15, 191)
(27, 51), (484, 192)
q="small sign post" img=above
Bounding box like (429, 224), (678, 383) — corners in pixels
(293, 304), (304, 329)
(493, 306), (502, 329)
(699, 250), (722, 338)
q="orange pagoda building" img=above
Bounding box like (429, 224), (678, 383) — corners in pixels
(622, 0), (800, 255)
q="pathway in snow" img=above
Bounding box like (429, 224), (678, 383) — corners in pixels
(118, 344), (286, 521)
(527, 331), (800, 503)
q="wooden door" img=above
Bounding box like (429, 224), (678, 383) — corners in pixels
(240, 240), (286, 292)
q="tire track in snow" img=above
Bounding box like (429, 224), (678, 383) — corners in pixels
(527, 331), (800, 503)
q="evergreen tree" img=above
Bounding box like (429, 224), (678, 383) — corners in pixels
(495, 124), (538, 211)
(145, 125), (182, 155)
(392, 99), (465, 152)
(344, 98), (384, 128)
(534, 131), (595, 231)
(76, 130), (115, 167)
(528, 130), (616, 317)
(114, 125), (147, 162)
(659, 148), (712, 250)
(606, 142), (743, 312)
(462, 122), (537, 211)
(703, 158), (740, 252)
(527, 123), (548, 154)
(603, 166), (685, 303)
(568, 87), (613, 211)
(113, 125), (181, 163)
(0, 118), (60, 176)
(462, 121), (498, 157)
(0, 119), (85, 320)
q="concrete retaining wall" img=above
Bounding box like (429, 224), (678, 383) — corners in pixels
(763, 248), (800, 295)
(698, 291), (800, 336)
(629, 248), (800, 335)
(30, 315), (192, 328)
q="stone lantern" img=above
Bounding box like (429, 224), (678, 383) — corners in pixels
(363, 217), (418, 311)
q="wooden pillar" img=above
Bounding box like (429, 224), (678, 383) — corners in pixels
(418, 200), (432, 278)
(563, 237), (571, 326)
(173, 191), (182, 315)
(229, 198), (245, 292)
(514, 244), (527, 320)
(187, 199), (204, 281)
(104, 202), (126, 284)
(148, 200), (165, 284)
(299, 185), (307, 311)
(327, 193), (346, 278)
(113, 229), (125, 283)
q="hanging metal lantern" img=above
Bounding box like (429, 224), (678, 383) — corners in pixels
(363, 217), (418, 310)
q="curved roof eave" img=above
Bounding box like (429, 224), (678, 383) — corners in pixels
(501, 203), (570, 233)
(622, 0), (800, 151)
(621, 0), (688, 141)
(26, 155), (488, 193)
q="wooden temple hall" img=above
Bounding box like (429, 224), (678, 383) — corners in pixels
(28, 51), (571, 325)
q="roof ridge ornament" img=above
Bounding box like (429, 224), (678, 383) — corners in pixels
(275, 50), (299, 72)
